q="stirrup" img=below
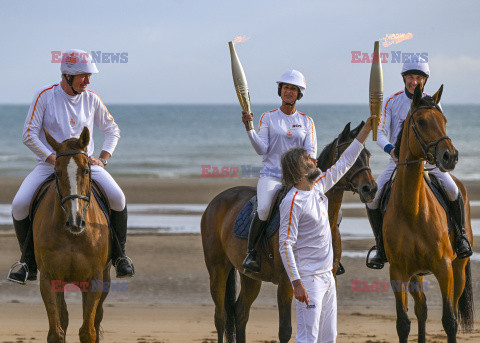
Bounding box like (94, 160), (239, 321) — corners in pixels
(366, 246), (385, 270)
(7, 261), (29, 285)
(114, 256), (135, 278)
(336, 262), (345, 276)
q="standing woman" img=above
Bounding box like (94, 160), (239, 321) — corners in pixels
(242, 70), (317, 273)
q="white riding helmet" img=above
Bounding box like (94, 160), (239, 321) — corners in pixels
(401, 57), (430, 78)
(277, 69), (306, 99)
(60, 49), (98, 75)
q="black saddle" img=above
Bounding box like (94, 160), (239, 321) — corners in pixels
(29, 174), (112, 228)
(379, 171), (452, 235)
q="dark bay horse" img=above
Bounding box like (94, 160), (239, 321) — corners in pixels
(35, 127), (111, 343)
(201, 122), (377, 343)
(384, 85), (474, 343)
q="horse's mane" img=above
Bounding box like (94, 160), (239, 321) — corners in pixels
(317, 138), (338, 171)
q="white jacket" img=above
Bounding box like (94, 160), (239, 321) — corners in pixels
(279, 139), (364, 282)
(248, 108), (317, 178)
(23, 83), (120, 162)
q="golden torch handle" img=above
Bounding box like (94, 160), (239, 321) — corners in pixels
(229, 41), (253, 130)
(369, 41), (383, 141)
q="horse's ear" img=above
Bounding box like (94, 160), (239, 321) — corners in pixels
(340, 122), (351, 139)
(44, 129), (60, 152)
(412, 84), (422, 107)
(432, 84), (443, 105)
(350, 121), (365, 138)
(78, 127), (90, 150)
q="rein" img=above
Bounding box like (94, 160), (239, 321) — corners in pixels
(55, 150), (91, 213)
(330, 140), (371, 193)
(401, 104), (451, 166)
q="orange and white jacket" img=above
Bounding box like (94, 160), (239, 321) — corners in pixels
(22, 83), (120, 162)
(279, 139), (363, 282)
(247, 108), (317, 178)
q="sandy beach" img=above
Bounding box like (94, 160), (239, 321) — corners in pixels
(1, 177), (480, 342)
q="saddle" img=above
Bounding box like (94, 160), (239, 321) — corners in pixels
(379, 170), (453, 235)
(234, 186), (291, 241)
(29, 174), (112, 228)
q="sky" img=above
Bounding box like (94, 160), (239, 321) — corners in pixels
(1, 1), (479, 105)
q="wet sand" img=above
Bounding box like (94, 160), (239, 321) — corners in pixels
(1, 177), (479, 342)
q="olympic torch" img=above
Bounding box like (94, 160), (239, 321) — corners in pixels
(228, 40), (253, 130)
(369, 41), (383, 141)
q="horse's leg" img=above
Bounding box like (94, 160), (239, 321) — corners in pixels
(94, 268), (111, 343)
(58, 291), (69, 336)
(79, 273), (103, 343)
(451, 258), (467, 314)
(207, 262), (234, 343)
(434, 259), (458, 343)
(277, 276), (293, 343)
(40, 277), (66, 342)
(234, 274), (262, 343)
(390, 266), (410, 343)
(409, 275), (427, 343)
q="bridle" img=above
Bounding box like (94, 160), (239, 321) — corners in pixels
(54, 150), (91, 213)
(330, 140), (371, 193)
(399, 104), (451, 166)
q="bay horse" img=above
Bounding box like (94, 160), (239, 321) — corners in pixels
(201, 122), (377, 343)
(35, 127), (111, 343)
(384, 85), (474, 343)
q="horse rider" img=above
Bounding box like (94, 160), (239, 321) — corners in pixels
(279, 115), (375, 343)
(365, 58), (472, 269)
(7, 49), (135, 284)
(242, 70), (317, 273)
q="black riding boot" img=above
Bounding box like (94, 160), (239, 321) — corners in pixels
(7, 217), (37, 284)
(366, 207), (387, 269)
(110, 207), (135, 278)
(242, 213), (266, 273)
(449, 193), (472, 259)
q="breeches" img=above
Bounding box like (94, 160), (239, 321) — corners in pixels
(366, 159), (459, 209)
(256, 176), (283, 221)
(295, 271), (337, 343)
(12, 162), (126, 220)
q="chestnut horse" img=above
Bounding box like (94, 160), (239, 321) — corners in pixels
(384, 85), (474, 343)
(201, 122), (377, 343)
(35, 127), (111, 343)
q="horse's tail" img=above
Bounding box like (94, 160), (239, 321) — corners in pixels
(224, 267), (237, 343)
(458, 259), (474, 332)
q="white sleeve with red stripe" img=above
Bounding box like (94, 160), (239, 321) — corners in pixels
(279, 192), (301, 282)
(314, 139), (364, 193)
(247, 112), (269, 155)
(92, 93), (120, 155)
(22, 89), (53, 161)
(303, 116), (317, 158)
(377, 97), (393, 151)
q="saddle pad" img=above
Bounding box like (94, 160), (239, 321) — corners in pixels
(233, 196), (280, 239)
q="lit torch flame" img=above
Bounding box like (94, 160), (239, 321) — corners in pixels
(381, 33), (413, 47)
(232, 35), (250, 45)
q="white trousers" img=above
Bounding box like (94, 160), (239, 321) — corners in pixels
(256, 175), (283, 221)
(367, 159), (459, 209)
(12, 162), (126, 220)
(295, 271), (337, 343)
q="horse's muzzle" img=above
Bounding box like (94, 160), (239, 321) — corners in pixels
(436, 148), (458, 172)
(358, 182), (378, 203)
(66, 214), (86, 234)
